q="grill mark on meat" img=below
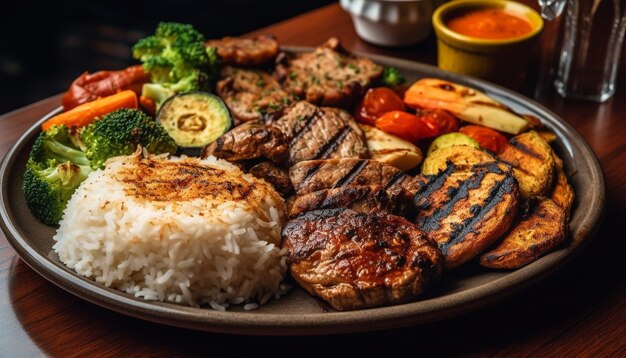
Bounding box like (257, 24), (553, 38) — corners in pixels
(418, 169), (489, 232)
(311, 125), (353, 160)
(414, 164), (456, 210)
(384, 171), (405, 190)
(289, 108), (320, 147)
(332, 160), (368, 188)
(440, 174), (517, 255)
(296, 161), (325, 192)
(509, 138), (544, 159)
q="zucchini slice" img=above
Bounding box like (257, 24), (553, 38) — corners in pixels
(157, 92), (232, 149)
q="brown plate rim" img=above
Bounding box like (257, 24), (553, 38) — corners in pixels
(0, 47), (605, 335)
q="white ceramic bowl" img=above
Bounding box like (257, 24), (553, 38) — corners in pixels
(340, 0), (441, 46)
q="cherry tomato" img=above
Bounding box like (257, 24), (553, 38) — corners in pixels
(459, 125), (508, 153)
(61, 65), (150, 111)
(375, 111), (438, 143)
(355, 87), (405, 125)
(415, 108), (459, 136)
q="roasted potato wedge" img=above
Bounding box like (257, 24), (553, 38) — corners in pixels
(497, 130), (555, 199)
(421, 145), (496, 176)
(550, 168), (575, 221)
(359, 124), (423, 171)
(480, 198), (567, 269)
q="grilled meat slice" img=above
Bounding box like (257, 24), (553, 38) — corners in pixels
(290, 158), (427, 196)
(275, 38), (383, 108)
(480, 197), (567, 269)
(283, 208), (443, 311)
(202, 122), (289, 163)
(497, 130), (555, 199)
(206, 35), (279, 67)
(415, 162), (520, 269)
(289, 185), (414, 218)
(272, 101), (368, 165)
(248, 161), (293, 196)
(216, 67), (294, 123)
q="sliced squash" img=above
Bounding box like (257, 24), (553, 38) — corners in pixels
(421, 145), (496, 176)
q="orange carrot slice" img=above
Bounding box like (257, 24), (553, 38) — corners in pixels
(42, 90), (138, 131)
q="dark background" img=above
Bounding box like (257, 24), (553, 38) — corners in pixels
(0, 0), (333, 114)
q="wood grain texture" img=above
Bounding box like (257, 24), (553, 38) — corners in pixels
(1, 3), (625, 356)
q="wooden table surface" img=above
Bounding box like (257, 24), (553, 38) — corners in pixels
(1, 4), (625, 357)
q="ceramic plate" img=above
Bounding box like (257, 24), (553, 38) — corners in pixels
(0, 48), (605, 335)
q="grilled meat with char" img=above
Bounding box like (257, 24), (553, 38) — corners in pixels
(289, 185), (414, 218)
(275, 38), (383, 108)
(415, 162), (520, 269)
(216, 67), (294, 123)
(271, 101), (368, 165)
(283, 208), (443, 311)
(480, 197), (567, 269)
(290, 158), (427, 196)
(206, 35), (279, 67)
(248, 161), (293, 196)
(202, 122), (289, 163)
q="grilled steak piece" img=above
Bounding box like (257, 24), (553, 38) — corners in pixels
(202, 122), (289, 163)
(275, 38), (383, 108)
(289, 185), (414, 218)
(283, 208), (443, 311)
(480, 197), (567, 269)
(206, 35), (279, 67)
(414, 162), (520, 269)
(271, 101), (368, 165)
(290, 158), (427, 196)
(249, 161), (293, 196)
(217, 67), (294, 123)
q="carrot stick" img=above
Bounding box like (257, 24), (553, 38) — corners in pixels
(139, 95), (156, 117)
(42, 90), (138, 131)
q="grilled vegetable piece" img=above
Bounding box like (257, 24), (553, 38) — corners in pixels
(415, 162), (520, 269)
(283, 208), (443, 311)
(271, 101), (368, 165)
(404, 78), (529, 134)
(497, 130), (555, 199)
(216, 67), (294, 123)
(359, 124), (423, 171)
(288, 185), (414, 219)
(290, 158), (428, 196)
(80, 108), (177, 169)
(157, 92), (232, 150)
(426, 132), (480, 156)
(421, 145), (496, 176)
(275, 38), (383, 108)
(550, 168), (575, 221)
(480, 198), (567, 269)
(202, 122), (288, 163)
(205, 35), (279, 67)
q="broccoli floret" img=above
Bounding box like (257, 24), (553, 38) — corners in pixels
(80, 108), (177, 169)
(382, 66), (406, 87)
(23, 161), (92, 226)
(23, 126), (93, 226)
(132, 22), (219, 107)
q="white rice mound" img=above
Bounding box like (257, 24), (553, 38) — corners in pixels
(53, 152), (288, 309)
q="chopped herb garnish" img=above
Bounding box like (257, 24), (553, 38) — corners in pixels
(256, 79), (266, 87)
(289, 72), (297, 80)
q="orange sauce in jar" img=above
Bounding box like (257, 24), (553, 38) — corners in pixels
(446, 9), (533, 40)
